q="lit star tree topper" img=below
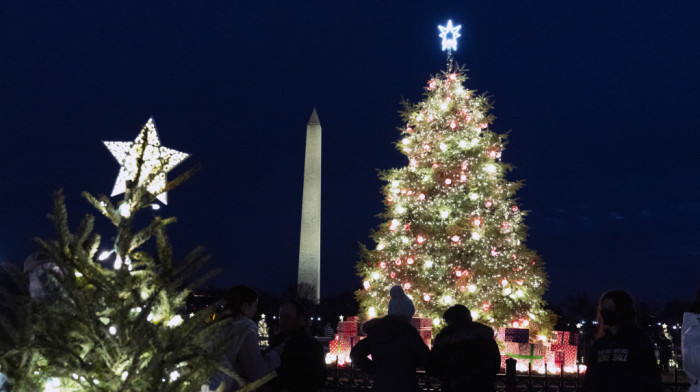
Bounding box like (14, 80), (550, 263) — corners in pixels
(104, 117), (189, 204)
(438, 20), (462, 52)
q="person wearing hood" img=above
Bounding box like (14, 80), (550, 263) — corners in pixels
(350, 285), (429, 392)
(209, 285), (281, 392)
(429, 304), (500, 392)
(682, 288), (700, 392)
(581, 290), (662, 392)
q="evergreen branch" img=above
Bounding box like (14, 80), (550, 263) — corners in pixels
(83, 192), (120, 226)
(163, 163), (201, 195)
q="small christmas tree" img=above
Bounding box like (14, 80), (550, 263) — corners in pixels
(356, 22), (554, 335)
(258, 314), (269, 349)
(0, 118), (262, 391)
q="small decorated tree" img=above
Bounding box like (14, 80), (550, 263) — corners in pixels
(0, 118), (271, 391)
(356, 22), (554, 335)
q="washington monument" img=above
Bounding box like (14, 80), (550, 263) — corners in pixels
(298, 108), (321, 303)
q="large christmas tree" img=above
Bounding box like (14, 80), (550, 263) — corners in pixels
(356, 21), (554, 335)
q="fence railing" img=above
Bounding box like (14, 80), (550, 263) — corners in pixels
(322, 358), (691, 392)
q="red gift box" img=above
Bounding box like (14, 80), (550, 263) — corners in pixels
(504, 342), (545, 370)
(552, 331), (579, 346)
(504, 328), (529, 343)
(338, 321), (358, 339)
(497, 327), (506, 342)
(329, 337), (351, 356)
(549, 344), (577, 369)
(411, 318), (432, 330)
(419, 329), (432, 348)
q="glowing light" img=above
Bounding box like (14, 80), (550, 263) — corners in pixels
(406, 257), (414, 265)
(395, 258), (402, 266)
(402, 138), (410, 145)
(166, 315), (183, 327)
(389, 219), (400, 231)
(368, 307), (377, 318)
(450, 121), (457, 129)
(118, 202), (131, 218)
(104, 118), (189, 204)
(516, 290), (524, 297)
(440, 102), (448, 111)
(416, 235), (425, 244)
(501, 279), (509, 286)
(480, 122), (488, 129)
(523, 320), (530, 327)
(440, 210), (449, 218)
(423, 144), (431, 151)
(438, 20), (462, 51)
(504, 287), (512, 295)
(473, 217), (482, 226)
(425, 260), (433, 268)
(377, 243), (385, 250)
(113, 255), (122, 269)
(379, 262), (387, 269)
(471, 232), (481, 240)
(433, 318), (441, 326)
(406, 127), (413, 133)
(147, 313), (154, 322)
(109, 326), (117, 335)
(471, 311), (479, 320)
(469, 193), (479, 201)
(75, 271), (83, 277)
(439, 142), (448, 151)
(512, 321), (520, 328)
(396, 205), (406, 214)
(151, 203), (161, 210)
(455, 270), (462, 277)
(459, 140), (467, 148)
(451, 235), (461, 243)
(428, 80), (437, 90)
(98, 251), (111, 261)
(488, 150), (498, 158)
(460, 174), (467, 181)
(485, 164), (496, 174)
(403, 282), (411, 290)
(485, 200), (493, 208)
(418, 193), (426, 200)
(391, 181), (399, 188)
(444, 178), (452, 185)
(371, 272), (380, 280)
(491, 248), (499, 256)
(512, 205), (519, 212)
(442, 295), (453, 304)
(121, 372), (128, 381)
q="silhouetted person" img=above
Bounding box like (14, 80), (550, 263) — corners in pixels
(429, 304), (500, 392)
(581, 290), (663, 392)
(209, 285), (281, 392)
(268, 300), (325, 392)
(350, 285), (429, 392)
(682, 288), (700, 391)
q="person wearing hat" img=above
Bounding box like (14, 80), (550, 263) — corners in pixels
(350, 286), (429, 392)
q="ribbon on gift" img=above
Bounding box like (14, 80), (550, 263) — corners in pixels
(506, 343), (543, 364)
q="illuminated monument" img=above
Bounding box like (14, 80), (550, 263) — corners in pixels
(298, 109), (321, 303)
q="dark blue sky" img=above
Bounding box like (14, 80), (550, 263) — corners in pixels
(1, 1), (699, 304)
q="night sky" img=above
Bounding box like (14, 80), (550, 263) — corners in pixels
(2, 1), (699, 304)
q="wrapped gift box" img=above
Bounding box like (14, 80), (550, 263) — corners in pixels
(504, 342), (545, 369)
(338, 321), (358, 339)
(419, 330), (432, 348)
(411, 318), (432, 330)
(504, 328), (529, 343)
(497, 327), (506, 342)
(549, 344), (577, 368)
(329, 337), (351, 356)
(552, 330), (579, 346)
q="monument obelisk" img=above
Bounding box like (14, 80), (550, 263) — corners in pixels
(298, 108), (321, 303)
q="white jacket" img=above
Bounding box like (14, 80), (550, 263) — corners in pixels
(682, 312), (700, 391)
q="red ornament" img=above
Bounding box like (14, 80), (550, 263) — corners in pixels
(395, 258), (402, 266)
(432, 162), (439, 169)
(491, 248), (499, 256)
(446, 96), (453, 102)
(406, 127), (414, 133)
(455, 270), (463, 277)
(488, 150), (498, 158)
(485, 200), (492, 208)
(451, 235), (461, 243)
(512, 206), (519, 212)
(379, 262), (387, 269)
(449, 73), (457, 81)
(428, 80), (437, 90)
(423, 144), (431, 151)
(480, 122), (488, 129)
(465, 114), (472, 122)
(473, 217), (482, 226)
(450, 121), (457, 129)
(511, 254), (517, 260)
(390, 272), (396, 278)
(502, 222), (510, 229)
(403, 223), (411, 231)
(403, 282), (411, 290)
(482, 302), (491, 311)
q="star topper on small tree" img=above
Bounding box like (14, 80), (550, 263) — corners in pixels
(104, 117), (189, 205)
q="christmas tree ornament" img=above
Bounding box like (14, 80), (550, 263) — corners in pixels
(104, 117), (189, 204)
